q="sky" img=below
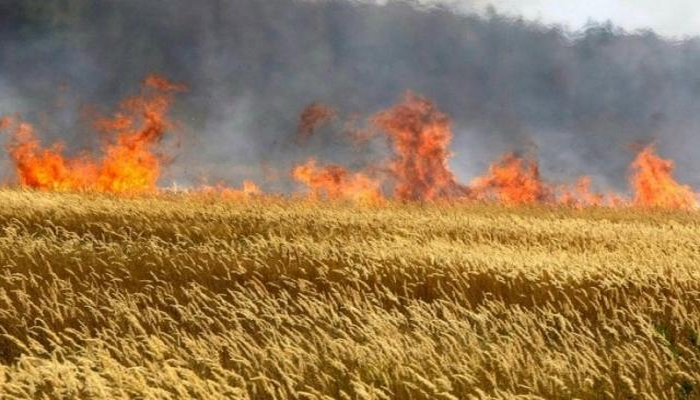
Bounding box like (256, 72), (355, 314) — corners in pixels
(426, 0), (700, 38)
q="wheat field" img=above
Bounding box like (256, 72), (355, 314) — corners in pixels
(0, 190), (699, 399)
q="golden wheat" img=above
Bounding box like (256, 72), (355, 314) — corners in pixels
(0, 189), (699, 399)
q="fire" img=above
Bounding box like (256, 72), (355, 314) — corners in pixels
(297, 103), (336, 142)
(630, 145), (697, 209)
(372, 92), (467, 201)
(242, 180), (262, 195)
(3, 79), (700, 211)
(557, 176), (605, 208)
(2, 74), (185, 193)
(470, 153), (552, 206)
(4, 120), (95, 190)
(196, 180), (262, 200)
(292, 158), (383, 204)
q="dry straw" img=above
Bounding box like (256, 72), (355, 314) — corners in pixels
(0, 190), (699, 399)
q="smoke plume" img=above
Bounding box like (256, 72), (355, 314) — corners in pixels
(2, 0), (700, 193)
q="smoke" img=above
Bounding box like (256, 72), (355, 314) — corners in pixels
(2, 0), (700, 192)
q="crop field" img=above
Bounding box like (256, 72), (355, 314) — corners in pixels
(0, 190), (699, 399)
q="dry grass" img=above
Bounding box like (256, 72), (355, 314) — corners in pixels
(1, 189), (700, 399)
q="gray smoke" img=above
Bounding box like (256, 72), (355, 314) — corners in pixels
(2, 0), (700, 192)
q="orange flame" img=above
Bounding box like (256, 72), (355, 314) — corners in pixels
(292, 158), (383, 204)
(2, 74), (185, 193)
(196, 180), (262, 200)
(4, 121), (99, 190)
(557, 176), (606, 208)
(372, 92), (467, 201)
(470, 153), (552, 206)
(630, 145), (696, 209)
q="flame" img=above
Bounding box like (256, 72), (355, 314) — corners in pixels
(372, 92), (467, 201)
(4, 121), (98, 190)
(242, 180), (262, 195)
(292, 158), (383, 204)
(630, 145), (696, 209)
(470, 153), (552, 206)
(297, 103), (336, 142)
(196, 180), (262, 200)
(4, 82), (700, 211)
(2, 74), (185, 193)
(557, 176), (606, 208)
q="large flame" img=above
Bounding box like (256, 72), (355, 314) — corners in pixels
(630, 145), (697, 209)
(292, 158), (383, 204)
(2, 74), (185, 193)
(372, 92), (467, 201)
(5, 120), (97, 190)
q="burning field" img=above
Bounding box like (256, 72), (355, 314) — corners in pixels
(0, 75), (697, 209)
(4, 0), (700, 397)
(0, 75), (699, 399)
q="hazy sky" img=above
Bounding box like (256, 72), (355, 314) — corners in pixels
(5, 0), (700, 189)
(425, 0), (700, 37)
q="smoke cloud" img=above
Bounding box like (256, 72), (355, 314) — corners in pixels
(2, 0), (700, 192)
